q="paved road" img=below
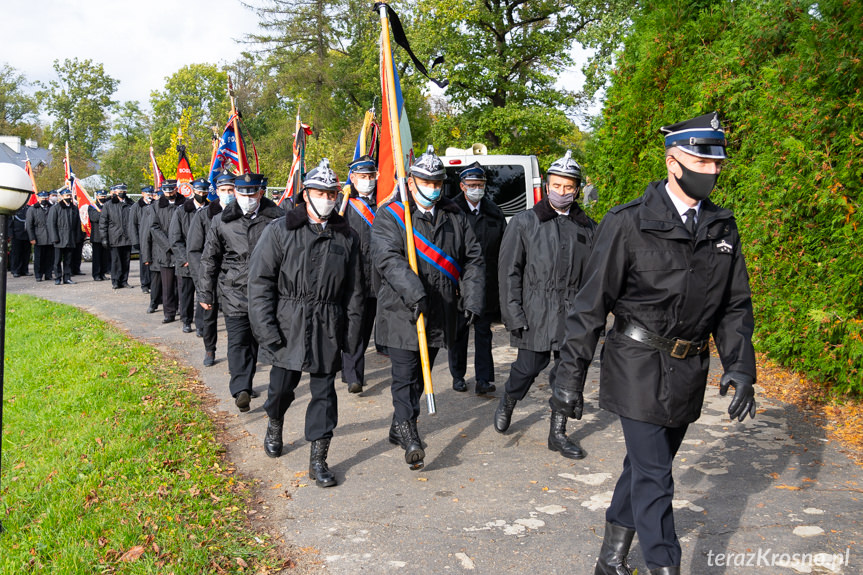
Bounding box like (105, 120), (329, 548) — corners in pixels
(9, 265), (860, 574)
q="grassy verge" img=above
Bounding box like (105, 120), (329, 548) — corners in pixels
(0, 295), (289, 573)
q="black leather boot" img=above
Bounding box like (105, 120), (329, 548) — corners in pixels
(594, 522), (635, 575)
(649, 567), (680, 575)
(388, 415), (403, 447)
(263, 418), (283, 458)
(308, 438), (337, 487)
(395, 420), (424, 470)
(548, 410), (586, 459)
(493, 393), (518, 433)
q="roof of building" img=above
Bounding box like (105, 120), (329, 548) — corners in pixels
(0, 136), (52, 169)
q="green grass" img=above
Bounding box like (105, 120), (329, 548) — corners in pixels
(0, 295), (286, 574)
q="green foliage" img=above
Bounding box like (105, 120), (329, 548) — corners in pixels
(0, 295), (284, 573)
(37, 58), (119, 159)
(149, 63), (230, 179)
(414, 0), (632, 155)
(244, 0), (432, 181)
(99, 101), (152, 191)
(0, 63), (39, 139)
(587, 0), (863, 394)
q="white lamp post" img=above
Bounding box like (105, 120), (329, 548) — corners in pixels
(0, 162), (33, 534)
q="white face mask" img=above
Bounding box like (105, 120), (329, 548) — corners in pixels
(308, 196), (336, 220)
(218, 193), (234, 206)
(355, 178), (376, 195)
(464, 186), (485, 203)
(235, 195), (258, 214)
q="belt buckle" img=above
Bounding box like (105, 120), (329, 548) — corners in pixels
(670, 338), (691, 359)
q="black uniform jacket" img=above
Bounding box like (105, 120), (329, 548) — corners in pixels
(149, 195), (184, 268)
(342, 188), (379, 297)
(453, 193), (507, 320)
(128, 197), (149, 246)
(199, 197), (284, 317)
(187, 200), (222, 293)
(248, 206), (364, 373)
(48, 201), (82, 249)
(557, 180), (757, 427)
(26, 202), (52, 245)
(88, 202), (105, 244)
(139, 205), (160, 271)
(499, 197), (596, 352)
(371, 195), (485, 351)
(10, 206), (28, 241)
(169, 198), (203, 278)
(99, 196), (134, 247)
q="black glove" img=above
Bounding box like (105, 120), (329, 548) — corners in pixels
(719, 370), (757, 421)
(265, 339), (284, 354)
(409, 297), (428, 325)
(510, 326), (527, 339)
(549, 387), (584, 420)
(464, 310), (479, 327)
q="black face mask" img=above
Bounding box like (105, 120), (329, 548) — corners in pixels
(62, 198), (72, 205)
(118, 192), (127, 199)
(194, 193), (209, 205)
(40, 200), (49, 206)
(672, 159), (719, 202)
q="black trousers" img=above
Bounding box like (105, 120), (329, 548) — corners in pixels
(148, 268), (163, 309)
(202, 297), (219, 352)
(91, 242), (110, 279)
(160, 266), (178, 318)
(110, 245), (132, 287)
(606, 416), (689, 569)
(340, 298), (376, 386)
(72, 242), (83, 274)
(139, 256), (151, 289)
(448, 315), (495, 383)
(34, 245), (54, 280)
(503, 348), (560, 401)
(53, 246), (73, 281)
(178, 274), (195, 324)
(224, 314), (258, 397)
(388, 346), (439, 422)
(264, 367), (338, 442)
(10, 239), (31, 275)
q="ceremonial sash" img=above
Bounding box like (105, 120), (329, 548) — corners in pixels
(348, 198), (375, 227)
(385, 202), (462, 285)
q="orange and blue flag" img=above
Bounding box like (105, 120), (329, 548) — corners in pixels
(378, 48), (413, 207)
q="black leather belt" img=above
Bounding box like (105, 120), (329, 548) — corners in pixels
(617, 320), (709, 359)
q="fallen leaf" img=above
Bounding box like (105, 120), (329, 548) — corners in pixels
(119, 546), (146, 562)
(774, 485), (801, 491)
(128, 367), (138, 376)
(236, 557), (249, 568)
(271, 483), (283, 489)
(14, 462), (24, 469)
(417, 477), (428, 482)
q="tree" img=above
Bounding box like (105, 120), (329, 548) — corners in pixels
(243, 0), (432, 177)
(38, 58), (119, 159)
(413, 0), (634, 159)
(99, 101), (152, 191)
(587, 0), (863, 394)
(0, 63), (39, 139)
(149, 63), (231, 172)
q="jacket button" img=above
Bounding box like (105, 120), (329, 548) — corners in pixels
(689, 268), (695, 273)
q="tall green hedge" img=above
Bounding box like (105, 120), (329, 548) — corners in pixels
(586, 0), (863, 394)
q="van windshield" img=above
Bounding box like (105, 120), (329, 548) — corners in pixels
(444, 165), (527, 217)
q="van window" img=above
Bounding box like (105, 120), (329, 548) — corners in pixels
(444, 165), (527, 217)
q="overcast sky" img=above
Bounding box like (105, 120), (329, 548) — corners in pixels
(7, 0), (596, 127)
(6, 0), (262, 107)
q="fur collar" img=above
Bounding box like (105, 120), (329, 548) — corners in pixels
(183, 198), (201, 213)
(221, 196), (282, 223)
(533, 197), (593, 227)
(137, 198), (149, 208)
(158, 195), (182, 209)
(285, 204), (352, 237)
(207, 200), (223, 219)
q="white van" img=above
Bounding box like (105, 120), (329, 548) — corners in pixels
(440, 145), (543, 218)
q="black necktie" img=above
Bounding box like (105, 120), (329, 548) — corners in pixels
(684, 208), (697, 237)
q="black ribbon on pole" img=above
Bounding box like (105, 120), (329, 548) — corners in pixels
(374, 2), (449, 89)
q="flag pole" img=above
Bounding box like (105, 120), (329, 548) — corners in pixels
(379, 2), (436, 415)
(227, 76), (245, 176)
